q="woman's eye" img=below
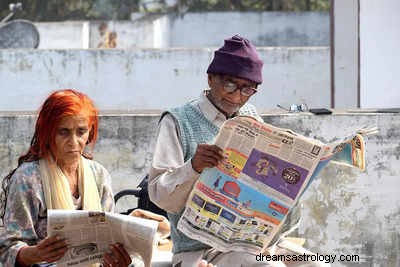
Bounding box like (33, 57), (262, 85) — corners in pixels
(59, 129), (69, 136)
(78, 129), (88, 136)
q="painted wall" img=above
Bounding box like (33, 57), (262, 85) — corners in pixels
(332, 0), (359, 108)
(0, 111), (399, 266)
(0, 48), (330, 111)
(359, 1), (400, 108)
(36, 21), (87, 49)
(168, 12), (329, 47)
(33, 12), (329, 49)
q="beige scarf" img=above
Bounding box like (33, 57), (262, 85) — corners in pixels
(40, 156), (102, 211)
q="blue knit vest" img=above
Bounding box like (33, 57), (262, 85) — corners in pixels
(166, 101), (260, 254)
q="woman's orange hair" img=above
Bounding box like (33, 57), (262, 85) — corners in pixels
(1, 89), (99, 220)
(31, 89), (98, 159)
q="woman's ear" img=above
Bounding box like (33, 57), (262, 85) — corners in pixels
(87, 125), (94, 144)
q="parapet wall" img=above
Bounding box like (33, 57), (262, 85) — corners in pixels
(34, 12), (329, 49)
(1, 111), (399, 266)
(0, 47), (330, 111)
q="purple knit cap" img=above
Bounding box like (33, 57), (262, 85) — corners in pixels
(207, 34), (263, 84)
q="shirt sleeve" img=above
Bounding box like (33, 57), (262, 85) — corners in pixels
(0, 165), (43, 266)
(148, 113), (200, 214)
(92, 161), (115, 213)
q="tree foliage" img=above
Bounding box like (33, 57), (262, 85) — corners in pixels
(185, 0), (329, 12)
(0, 0), (329, 21)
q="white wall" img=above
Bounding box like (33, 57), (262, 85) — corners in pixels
(89, 19), (156, 49)
(360, 1), (400, 108)
(169, 12), (329, 47)
(332, 0), (359, 108)
(33, 12), (329, 49)
(36, 21), (86, 49)
(0, 48), (329, 111)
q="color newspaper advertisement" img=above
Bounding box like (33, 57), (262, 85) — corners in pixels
(178, 116), (376, 254)
(47, 210), (158, 267)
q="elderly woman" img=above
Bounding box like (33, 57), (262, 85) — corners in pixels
(0, 89), (131, 266)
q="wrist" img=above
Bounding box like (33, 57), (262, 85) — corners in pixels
(17, 245), (40, 267)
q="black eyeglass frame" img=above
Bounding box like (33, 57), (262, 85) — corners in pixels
(216, 75), (258, 97)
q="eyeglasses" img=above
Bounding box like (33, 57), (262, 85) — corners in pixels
(277, 104), (309, 112)
(218, 77), (258, 97)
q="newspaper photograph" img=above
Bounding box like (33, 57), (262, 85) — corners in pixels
(47, 210), (158, 267)
(177, 116), (374, 253)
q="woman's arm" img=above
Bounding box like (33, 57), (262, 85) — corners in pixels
(0, 162), (58, 266)
(16, 236), (68, 266)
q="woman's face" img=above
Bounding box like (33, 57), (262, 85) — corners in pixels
(52, 115), (90, 168)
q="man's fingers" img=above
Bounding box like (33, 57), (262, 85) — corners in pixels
(199, 149), (223, 161)
(198, 144), (223, 156)
(193, 156), (219, 171)
(193, 144), (225, 172)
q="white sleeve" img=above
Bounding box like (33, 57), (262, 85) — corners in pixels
(148, 113), (200, 214)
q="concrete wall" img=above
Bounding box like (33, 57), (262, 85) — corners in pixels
(36, 21), (88, 49)
(33, 12), (329, 49)
(332, 0), (359, 108)
(0, 111), (399, 266)
(359, 0), (400, 108)
(168, 12), (329, 47)
(0, 48), (330, 111)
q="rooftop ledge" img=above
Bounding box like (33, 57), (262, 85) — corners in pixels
(0, 108), (399, 117)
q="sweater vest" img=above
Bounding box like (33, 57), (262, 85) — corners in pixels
(165, 101), (300, 254)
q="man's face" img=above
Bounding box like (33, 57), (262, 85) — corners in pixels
(208, 74), (258, 117)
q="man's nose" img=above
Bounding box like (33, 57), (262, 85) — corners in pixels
(230, 89), (243, 102)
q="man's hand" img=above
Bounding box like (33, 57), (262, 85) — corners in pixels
(191, 144), (224, 173)
(17, 236), (68, 266)
(130, 209), (170, 239)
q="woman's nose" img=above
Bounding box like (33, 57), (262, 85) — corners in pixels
(68, 134), (79, 145)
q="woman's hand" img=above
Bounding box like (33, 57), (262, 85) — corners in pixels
(102, 243), (132, 267)
(17, 236), (68, 266)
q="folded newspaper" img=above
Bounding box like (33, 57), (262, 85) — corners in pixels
(47, 210), (158, 267)
(177, 116), (376, 254)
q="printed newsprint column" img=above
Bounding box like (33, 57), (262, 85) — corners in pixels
(177, 116), (375, 254)
(47, 210), (158, 267)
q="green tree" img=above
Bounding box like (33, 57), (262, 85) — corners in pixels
(0, 0), (329, 22)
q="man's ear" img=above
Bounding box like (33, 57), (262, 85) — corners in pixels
(208, 74), (215, 88)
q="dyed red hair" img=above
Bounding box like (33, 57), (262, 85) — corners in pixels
(30, 89), (99, 159)
(1, 89), (99, 220)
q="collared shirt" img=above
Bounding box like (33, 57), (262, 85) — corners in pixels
(148, 93), (262, 214)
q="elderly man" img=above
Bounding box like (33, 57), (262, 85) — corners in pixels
(149, 35), (329, 267)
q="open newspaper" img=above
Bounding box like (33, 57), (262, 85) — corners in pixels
(177, 116), (376, 254)
(47, 210), (158, 267)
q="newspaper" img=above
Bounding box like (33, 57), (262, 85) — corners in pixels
(177, 116), (376, 254)
(47, 210), (158, 267)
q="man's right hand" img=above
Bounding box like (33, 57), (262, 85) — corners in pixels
(16, 236), (68, 266)
(191, 144), (224, 173)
